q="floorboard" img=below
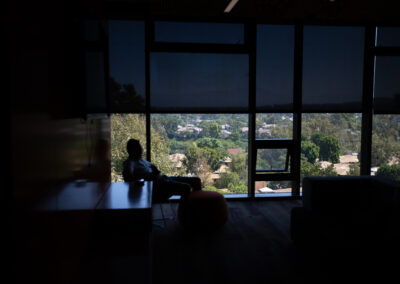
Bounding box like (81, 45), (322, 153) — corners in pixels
(152, 199), (303, 284)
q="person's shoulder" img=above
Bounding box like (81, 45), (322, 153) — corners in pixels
(138, 158), (151, 165)
(123, 159), (134, 167)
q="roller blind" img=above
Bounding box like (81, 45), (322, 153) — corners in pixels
(150, 52), (249, 111)
(256, 25), (294, 111)
(302, 26), (365, 112)
(374, 56), (400, 114)
(109, 21), (145, 112)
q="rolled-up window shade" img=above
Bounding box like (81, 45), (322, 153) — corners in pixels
(109, 21), (145, 112)
(302, 26), (365, 112)
(154, 22), (244, 44)
(150, 52), (249, 111)
(374, 56), (400, 114)
(256, 25), (294, 112)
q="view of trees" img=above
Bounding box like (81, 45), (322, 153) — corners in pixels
(110, 113), (400, 193)
(372, 115), (400, 167)
(300, 113), (362, 180)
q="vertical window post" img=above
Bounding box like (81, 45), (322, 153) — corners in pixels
(292, 24), (303, 196)
(360, 26), (376, 175)
(247, 21), (257, 199)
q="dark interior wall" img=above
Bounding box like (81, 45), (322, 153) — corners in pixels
(8, 0), (111, 203)
(8, 2), (111, 283)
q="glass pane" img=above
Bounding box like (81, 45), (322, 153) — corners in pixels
(109, 21), (145, 112)
(371, 115), (400, 181)
(150, 53), (248, 111)
(86, 52), (107, 112)
(110, 114), (147, 182)
(301, 113), (362, 180)
(373, 56), (400, 113)
(256, 25), (294, 111)
(302, 26), (365, 112)
(256, 149), (289, 172)
(256, 114), (293, 139)
(151, 114), (248, 195)
(155, 22), (244, 44)
(376, 27), (400, 46)
(255, 181), (292, 196)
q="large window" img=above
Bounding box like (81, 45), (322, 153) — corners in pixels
(376, 27), (400, 47)
(107, 21), (400, 197)
(110, 114), (147, 182)
(301, 114), (362, 180)
(109, 21), (146, 112)
(373, 56), (400, 113)
(302, 26), (365, 112)
(154, 22), (244, 44)
(150, 53), (249, 111)
(255, 114), (293, 139)
(371, 115), (400, 180)
(151, 114), (248, 195)
(256, 25), (294, 111)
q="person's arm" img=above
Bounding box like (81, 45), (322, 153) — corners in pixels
(122, 160), (136, 182)
(150, 163), (161, 176)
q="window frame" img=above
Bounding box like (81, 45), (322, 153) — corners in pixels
(105, 18), (400, 199)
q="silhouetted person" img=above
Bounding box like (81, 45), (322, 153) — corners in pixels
(123, 139), (201, 202)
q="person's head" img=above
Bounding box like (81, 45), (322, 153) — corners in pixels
(126, 139), (143, 160)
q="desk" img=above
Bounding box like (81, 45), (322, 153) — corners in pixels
(94, 181), (153, 236)
(89, 181), (153, 284)
(30, 181), (153, 284)
(97, 181), (152, 211)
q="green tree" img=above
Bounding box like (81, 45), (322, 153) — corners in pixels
(301, 141), (320, 163)
(311, 132), (324, 147)
(200, 147), (226, 172)
(110, 114), (175, 182)
(319, 135), (340, 163)
(197, 137), (223, 149)
(183, 143), (201, 175)
(216, 171), (240, 189)
(215, 171), (247, 194)
(231, 153), (248, 183)
(348, 162), (360, 175)
(201, 121), (222, 138)
(300, 157), (338, 182)
(109, 77), (145, 110)
(376, 164), (400, 182)
(231, 131), (241, 142)
(371, 115), (400, 167)
(203, 185), (227, 194)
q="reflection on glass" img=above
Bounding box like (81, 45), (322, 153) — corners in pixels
(151, 114), (248, 194)
(256, 25), (294, 111)
(374, 56), (400, 113)
(155, 22), (244, 44)
(376, 27), (400, 47)
(302, 26), (365, 111)
(371, 115), (400, 181)
(109, 21), (145, 112)
(150, 53), (248, 111)
(301, 113), (362, 180)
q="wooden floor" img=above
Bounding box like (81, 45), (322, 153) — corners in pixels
(152, 199), (304, 284)
(76, 198), (395, 284)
